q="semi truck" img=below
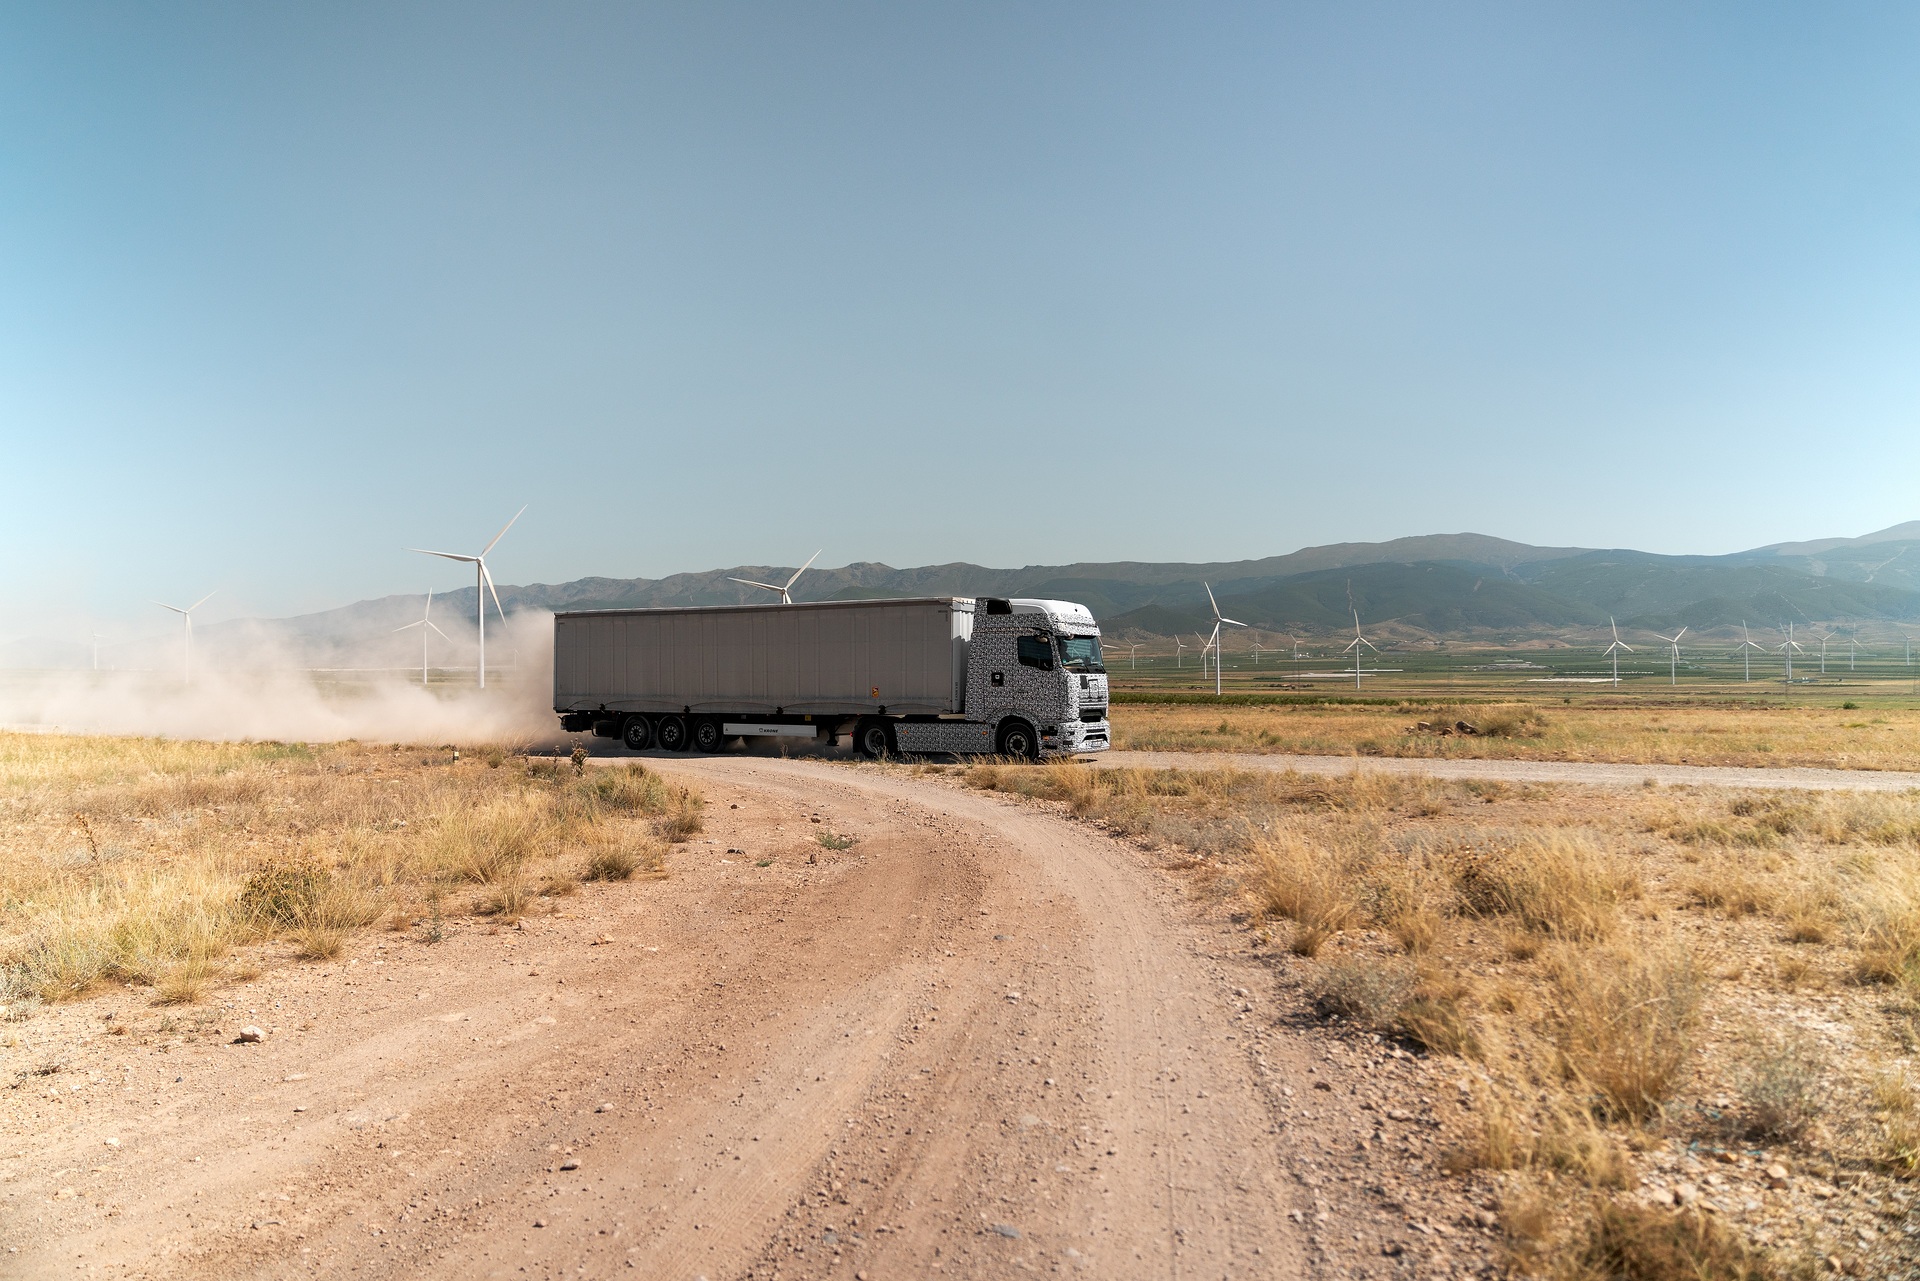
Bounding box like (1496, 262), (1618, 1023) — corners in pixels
(552, 596), (1108, 759)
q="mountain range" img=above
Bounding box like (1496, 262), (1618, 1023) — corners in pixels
(14, 523), (1920, 669)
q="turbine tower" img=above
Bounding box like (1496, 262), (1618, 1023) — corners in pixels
(395, 589), (452, 686)
(1601, 617), (1633, 687)
(728, 550), (821, 605)
(1202, 584), (1248, 696)
(409, 505), (524, 689)
(153, 592), (216, 683)
(1734, 621), (1765, 683)
(1342, 608), (1378, 690)
(1776, 622), (1804, 689)
(1652, 626), (1687, 686)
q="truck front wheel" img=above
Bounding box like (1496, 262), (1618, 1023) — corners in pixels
(690, 717), (724, 753)
(855, 719), (894, 759)
(654, 714), (690, 752)
(997, 720), (1039, 761)
(621, 715), (653, 751)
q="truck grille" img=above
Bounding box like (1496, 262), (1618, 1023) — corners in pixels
(1080, 707), (1107, 722)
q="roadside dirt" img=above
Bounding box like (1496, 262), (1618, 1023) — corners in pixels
(4, 756), (1487, 1280)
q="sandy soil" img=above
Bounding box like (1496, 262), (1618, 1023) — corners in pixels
(1100, 749), (1920, 792)
(2, 756), (1450, 1280)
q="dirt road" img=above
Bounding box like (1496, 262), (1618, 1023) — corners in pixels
(7, 758), (1354, 1280)
(1100, 748), (1920, 792)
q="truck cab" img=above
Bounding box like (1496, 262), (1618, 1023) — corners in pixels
(879, 597), (1109, 758)
(967, 598), (1109, 755)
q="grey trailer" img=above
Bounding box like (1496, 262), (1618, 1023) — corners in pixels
(553, 596), (1108, 758)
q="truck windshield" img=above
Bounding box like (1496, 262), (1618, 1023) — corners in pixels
(1056, 635), (1105, 673)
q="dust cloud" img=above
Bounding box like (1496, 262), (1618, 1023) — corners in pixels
(0, 611), (563, 746)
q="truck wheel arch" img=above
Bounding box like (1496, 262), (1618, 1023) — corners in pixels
(996, 718), (1039, 760)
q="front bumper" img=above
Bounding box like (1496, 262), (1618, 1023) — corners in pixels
(1043, 718), (1110, 755)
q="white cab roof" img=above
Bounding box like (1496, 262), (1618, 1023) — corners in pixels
(1009, 598), (1099, 630)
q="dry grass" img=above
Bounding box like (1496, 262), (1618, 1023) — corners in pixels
(1113, 699), (1920, 772)
(0, 736), (698, 1007)
(1545, 941), (1702, 1120)
(960, 756), (1920, 1273)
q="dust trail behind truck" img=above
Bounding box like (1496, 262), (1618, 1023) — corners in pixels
(553, 596), (1108, 759)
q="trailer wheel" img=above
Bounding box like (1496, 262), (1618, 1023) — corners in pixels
(654, 714), (690, 752)
(620, 715), (653, 751)
(855, 719), (894, 759)
(996, 719), (1039, 761)
(690, 717), (724, 753)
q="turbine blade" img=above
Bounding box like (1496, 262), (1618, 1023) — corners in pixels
(481, 504), (527, 557)
(1221, 616), (1247, 628)
(427, 622), (452, 640)
(409, 548), (479, 563)
(728, 577), (783, 593)
(153, 601), (185, 614)
(481, 560), (506, 625)
(784, 549), (822, 591)
(187, 590), (217, 613)
(1205, 582), (1221, 619)
(394, 620), (423, 632)
(1674, 627), (1687, 641)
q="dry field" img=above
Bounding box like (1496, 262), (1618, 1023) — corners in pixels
(0, 733), (701, 1014)
(1114, 700), (1920, 772)
(963, 759), (1920, 1278)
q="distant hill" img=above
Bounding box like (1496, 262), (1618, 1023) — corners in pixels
(15, 525), (1920, 669)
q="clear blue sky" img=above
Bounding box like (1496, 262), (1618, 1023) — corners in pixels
(4, 3), (1918, 633)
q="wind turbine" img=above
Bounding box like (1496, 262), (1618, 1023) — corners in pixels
(409, 505), (524, 689)
(1776, 622), (1804, 689)
(1848, 628), (1867, 672)
(1602, 617), (1633, 687)
(1734, 621), (1765, 683)
(395, 589), (453, 686)
(1652, 626), (1687, 686)
(91, 631), (106, 672)
(153, 592), (216, 682)
(1815, 629), (1832, 676)
(728, 550), (821, 605)
(1126, 642), (1141, 671)
(1250, 642), (1264, 667)
(1194, 633), (1215, 685)
(1202, 584), (1248, 696)
(1174, 635), (1188, 668)
(1342, 608), (1378, 690)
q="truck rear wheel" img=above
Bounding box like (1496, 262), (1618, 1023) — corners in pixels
(621, 715), (652, 751)
(855, 718), (894, 759)
(654, 714), (689, 752)
(690, 717), (724, 753)
(996, 719), (1039, 761)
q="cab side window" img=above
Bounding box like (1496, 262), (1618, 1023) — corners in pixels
(1016, 635), (1055, 670)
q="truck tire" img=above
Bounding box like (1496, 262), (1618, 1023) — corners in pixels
(654, 714), (689, 752)
(690, 717), (724, 753)
(621, 715), (653, 751)
(854, 718), (894, 759)
(996, 719), (1039, 761)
